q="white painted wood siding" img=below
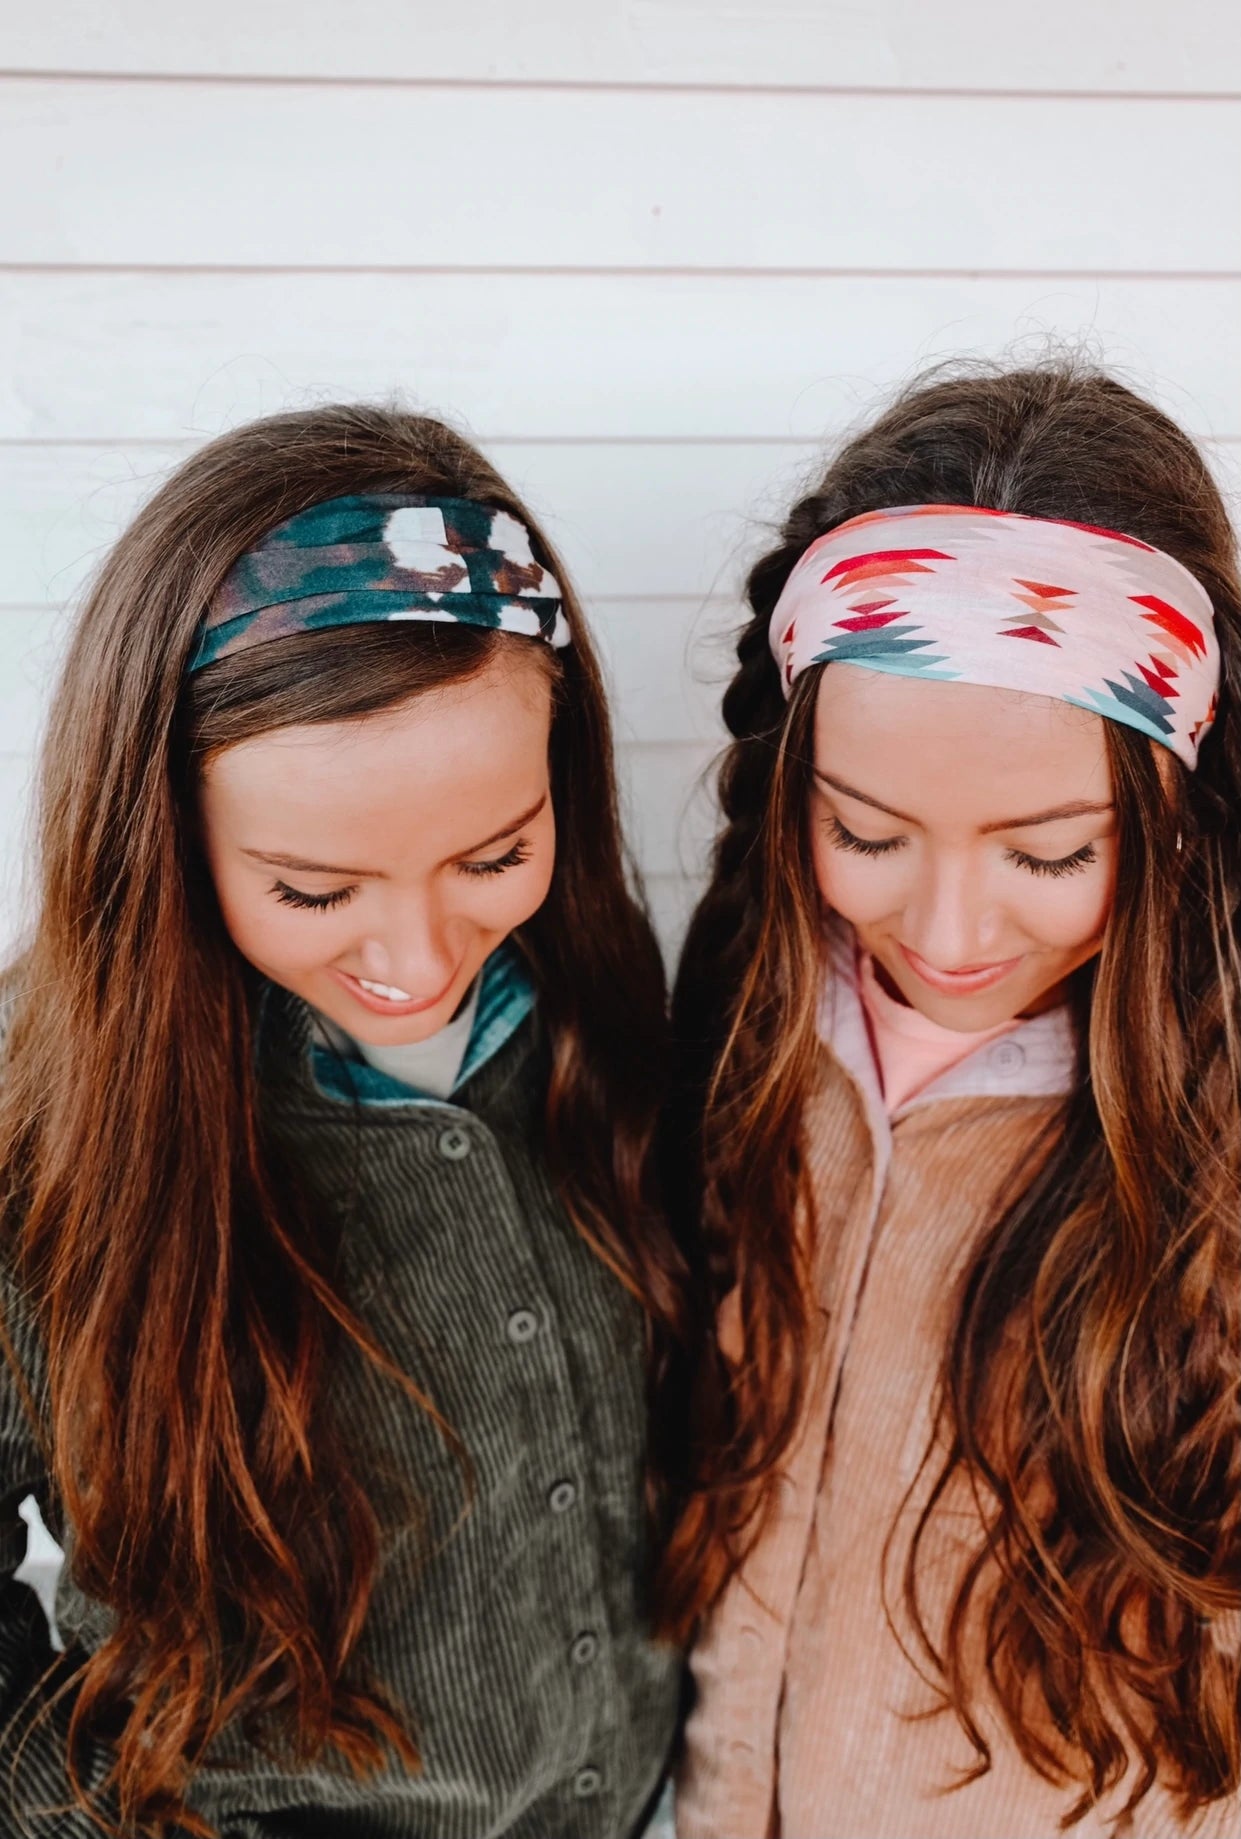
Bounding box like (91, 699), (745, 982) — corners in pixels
(7, 1), (1240, 92)
(1, 3), (1239, 963)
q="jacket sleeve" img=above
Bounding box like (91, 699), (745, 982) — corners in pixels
(0, 1268), (115, 1835)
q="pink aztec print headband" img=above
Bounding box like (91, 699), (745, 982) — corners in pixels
(769, 505), (1220, 770)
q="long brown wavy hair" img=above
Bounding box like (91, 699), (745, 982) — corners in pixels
(662, 360), (1241, 1822)
(0, 405), (686, 1835)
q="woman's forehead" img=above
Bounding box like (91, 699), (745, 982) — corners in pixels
(199, 654), (554, 869)
(813, 666), (1113, 828)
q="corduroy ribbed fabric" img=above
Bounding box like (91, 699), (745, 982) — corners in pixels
(677, 945), (1241, 1839)
(0, 984), (679, 1838)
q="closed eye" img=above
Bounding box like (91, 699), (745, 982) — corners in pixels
(1006, 843), (1097, 879)
(271, 880), (358, 911)
(457, 839), (533, 878)
(826, 815), (907, 858)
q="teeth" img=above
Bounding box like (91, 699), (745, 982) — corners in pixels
(357, 977), (413, 1002)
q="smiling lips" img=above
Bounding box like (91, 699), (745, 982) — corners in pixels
(331, 967), (458, 1018)
(358, 977), (412, 1002)
(898, 942), (1024, 996)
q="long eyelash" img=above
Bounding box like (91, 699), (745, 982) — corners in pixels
(1006, 843), (1098, 879)
(827, 816), (906, 858)
(458, 839), (533, 879)
(271, 880), (357, 911)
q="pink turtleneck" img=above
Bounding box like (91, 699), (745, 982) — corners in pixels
(856, 949), (1019, 1113)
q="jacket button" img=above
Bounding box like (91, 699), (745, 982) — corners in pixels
(989, 1040), (1026, 1075)
(548, 1479), (578, 1515)
(506, 1308), (539, 1345)
(570, 1631), (599, 1666)
(437, 1126), (471, 1161)
(573, 1766), (603, 1799)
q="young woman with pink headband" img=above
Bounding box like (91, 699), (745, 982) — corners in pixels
(661, 362), (1241, 1836)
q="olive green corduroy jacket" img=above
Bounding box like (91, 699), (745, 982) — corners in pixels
(0, 984), (680, 1837)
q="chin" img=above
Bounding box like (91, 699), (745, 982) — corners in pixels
(290, 969), (457, 1044)
(357, 1013), (450, 1046)
(921, 994), (1022, 1033)
(882, 964), (1027, 1034)
(336, 993), (459, 1045)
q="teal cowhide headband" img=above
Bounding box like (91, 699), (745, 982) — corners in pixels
(189, 494), (572, 672)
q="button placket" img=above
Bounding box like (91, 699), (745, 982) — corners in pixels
(426, 1103), (618, 1814)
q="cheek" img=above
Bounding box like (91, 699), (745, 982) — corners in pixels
(211, 870), (359, 976)
(810, 829), (903, 925)
(1015, 869), (1115, 950)
(455, 814), (557, 937)
(467, 860), (553, 936)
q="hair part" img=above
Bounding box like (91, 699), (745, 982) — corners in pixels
(0, 403), (685, 1834)
(662, 355), (1241, 1822)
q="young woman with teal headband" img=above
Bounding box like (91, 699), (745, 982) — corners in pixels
(0, 405), (686, 1837)
(663, 362), (1241, 1836)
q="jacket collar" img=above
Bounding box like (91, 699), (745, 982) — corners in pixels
(257, 940), (537, 1114)
(817, 922), (1079, 1125)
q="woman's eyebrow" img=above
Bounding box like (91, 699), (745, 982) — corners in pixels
(814, 771), (1113, 833)
(979, 799), (1114, 833)
(242, 848), (376, 876)
(455, 792), (548, 857)
(241, 794), (549, 879)
(814, 770), (915, 824)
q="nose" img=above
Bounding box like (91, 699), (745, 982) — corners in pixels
(355, 899), (462, 999)
(901, 846), (1002, 970)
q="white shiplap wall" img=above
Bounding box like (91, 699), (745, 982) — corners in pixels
(0, 2), (1239, 964)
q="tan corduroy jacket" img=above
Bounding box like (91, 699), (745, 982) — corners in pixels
(677, 947), (1240, 1839)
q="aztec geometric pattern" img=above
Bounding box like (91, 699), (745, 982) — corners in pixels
(768, 503), (1219, 769)
(190, 494), (571, 672)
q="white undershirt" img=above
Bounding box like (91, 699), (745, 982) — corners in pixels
(312, 976), (482, 1100)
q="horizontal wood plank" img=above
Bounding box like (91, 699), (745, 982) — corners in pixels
(589, 601), (734, 743)
(3, 0), (1238, 93)
(622, 741), (720, 880)
(0, 439), (801, 605)
(2, 271), (1238, 442)
(2, 82), (1238, 272)
(0, 607), (68, 753)
(2, 438), (1237, 611)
